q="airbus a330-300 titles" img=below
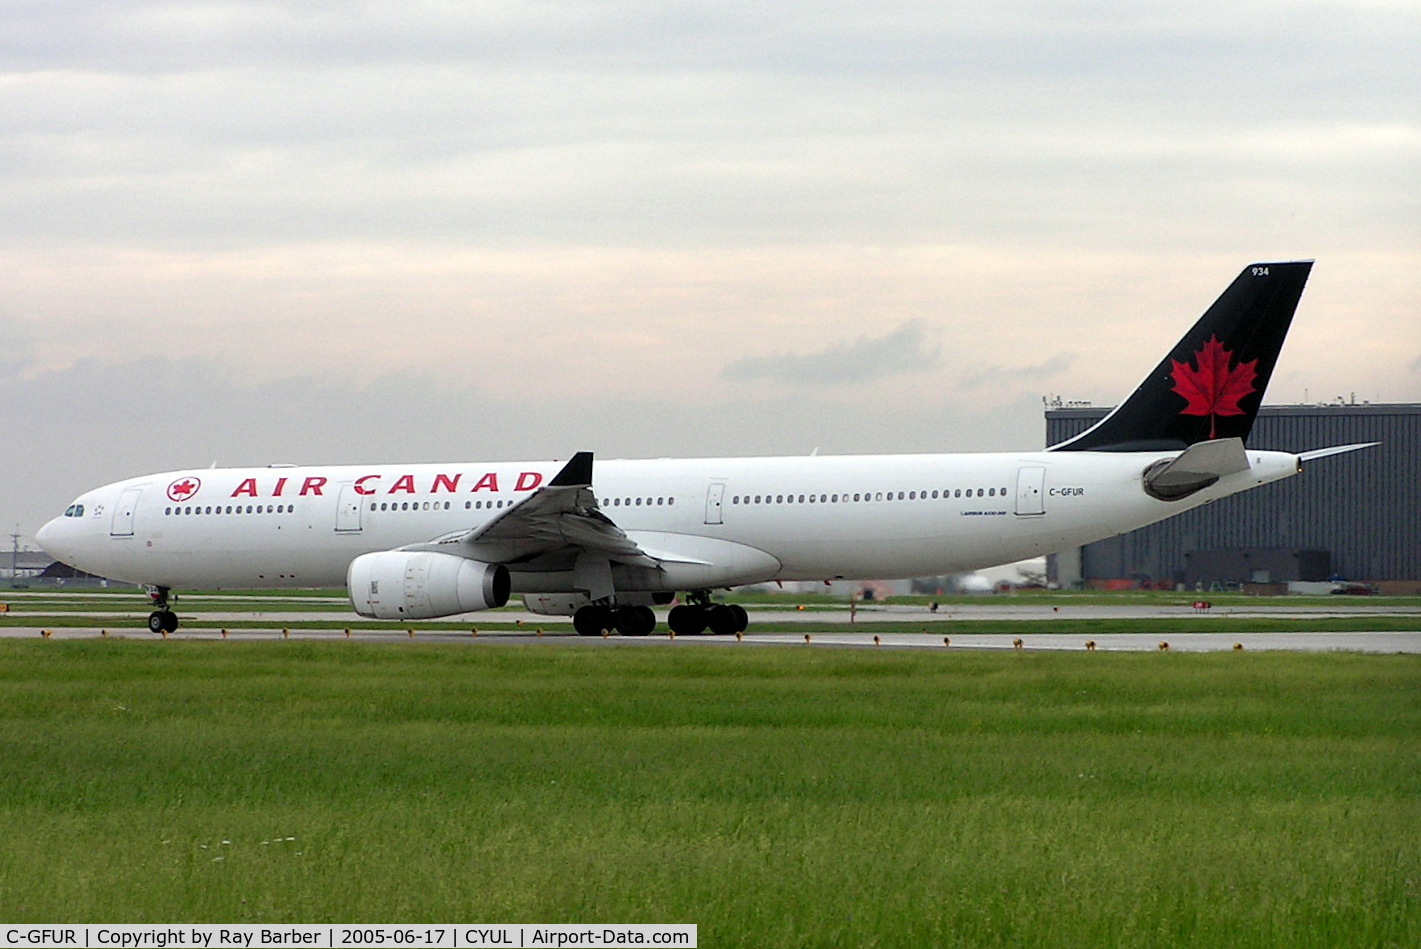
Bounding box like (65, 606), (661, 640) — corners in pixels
(38, 262), (1375, 637)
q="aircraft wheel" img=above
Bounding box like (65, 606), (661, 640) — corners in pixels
(668, 604), (706, 636)
(728, 604), (749, 633)
(706, 604), (739, 636)
(613, 608), (638, 636)
(573, 606), (607, 636)
(148, 610), (179, 634)
(616, 606), (656, 636)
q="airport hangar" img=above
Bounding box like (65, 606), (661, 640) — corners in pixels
(1044, 402), (1421, 593)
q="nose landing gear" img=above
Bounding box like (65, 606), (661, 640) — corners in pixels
(147, 586), (179, 634)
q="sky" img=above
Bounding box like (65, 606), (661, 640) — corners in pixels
(3, 0), (1419, 548)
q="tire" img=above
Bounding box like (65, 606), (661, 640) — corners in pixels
(573, 606), (607, 636)
(617, 606), (655, 636)
(707, 604), (739, 636)
(728, 604), (749, 633)
(668, 604), (706, 636)
(147, 611), (166, 634)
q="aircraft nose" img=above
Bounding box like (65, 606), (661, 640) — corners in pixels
(36, 516), (68, 559)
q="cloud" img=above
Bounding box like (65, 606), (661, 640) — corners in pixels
(4, 0), (1420, 545)
(721, 320), (942, 388)
(959, 353), (1075, 390)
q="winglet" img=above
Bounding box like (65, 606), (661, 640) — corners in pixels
(549, 451), (594, 487)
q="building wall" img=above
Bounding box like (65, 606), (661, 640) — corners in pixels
(1044, 404), (1421, 582)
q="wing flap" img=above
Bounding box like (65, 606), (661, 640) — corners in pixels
(408, 452), (658, 568)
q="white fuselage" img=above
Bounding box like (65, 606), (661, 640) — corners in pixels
(37, 448), (1302, 596)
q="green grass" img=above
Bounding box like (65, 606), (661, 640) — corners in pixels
(0, 642), (1418, 947)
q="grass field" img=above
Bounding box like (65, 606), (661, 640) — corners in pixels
(1, 641), (1417, 947)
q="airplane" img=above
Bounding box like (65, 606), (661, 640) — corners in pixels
(37, 261), (1375, 636)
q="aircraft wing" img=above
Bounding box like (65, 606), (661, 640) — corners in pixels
(407, 451), (657, 569)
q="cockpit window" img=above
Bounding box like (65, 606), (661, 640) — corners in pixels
(64, 504), (85, 517)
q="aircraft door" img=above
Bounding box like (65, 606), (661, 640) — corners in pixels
(704, 482), (726, 525)
(110, 487), (143, 537)
(1015, 467), (1046, 516)
(335, 483), (363, 533)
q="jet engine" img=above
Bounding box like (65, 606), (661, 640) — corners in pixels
(347, 550), (510, 620)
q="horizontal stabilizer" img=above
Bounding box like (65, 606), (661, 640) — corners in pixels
(1299, 442), (1380, 462)
(1143, 437), (1250, 501)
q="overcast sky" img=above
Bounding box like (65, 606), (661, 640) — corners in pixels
(4, 0), (1419, 547)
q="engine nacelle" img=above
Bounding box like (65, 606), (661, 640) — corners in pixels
(348, 551), (510, 620)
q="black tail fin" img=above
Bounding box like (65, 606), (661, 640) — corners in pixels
(1050, 261), (1312, 452)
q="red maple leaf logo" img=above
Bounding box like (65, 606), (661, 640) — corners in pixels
(167, 478), (201, 503)
(1170, 335), (1258, 439)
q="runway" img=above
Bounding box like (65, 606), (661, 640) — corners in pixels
(5, 619), (1419, 653)
(5, 591), (1419, 652)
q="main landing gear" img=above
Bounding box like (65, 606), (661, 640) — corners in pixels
(147, 586), (179, 634)
(669, 592), (749, 636)
(572, 592), (749, 637)
(573, 604), (657, 637)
